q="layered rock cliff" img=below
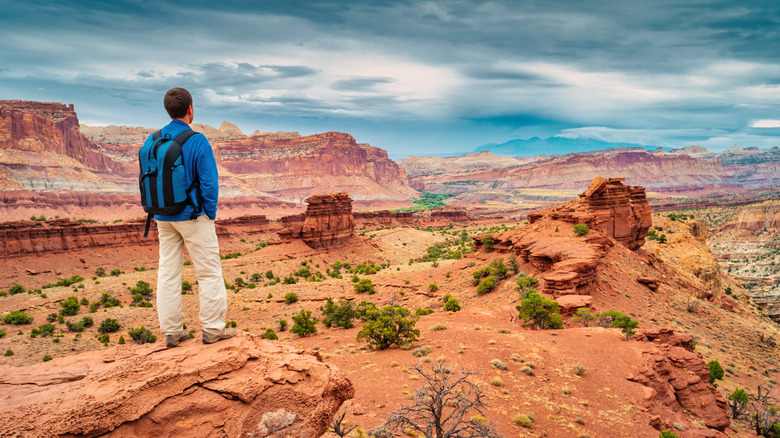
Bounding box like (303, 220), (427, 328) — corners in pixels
(278, 192), (356, 248)
(0, 333), (354, 437)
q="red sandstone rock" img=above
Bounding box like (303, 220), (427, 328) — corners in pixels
(637, 276), (660, 291)
(0, 333), (354, 437)
(629, 329), (730, 433)
(556, 295), (593, 315)
(278, 193), (356, 249)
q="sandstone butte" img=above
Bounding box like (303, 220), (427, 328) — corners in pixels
(477, 177), (651, 304)
(0, 333), (354, 437)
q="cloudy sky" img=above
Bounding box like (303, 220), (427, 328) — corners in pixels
(2, 0), (780, 156)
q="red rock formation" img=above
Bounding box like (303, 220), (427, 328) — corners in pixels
(353, 206), (473, 227)
(481, 177), (650, 296)
(278, 193), (356, 249)
(0, 333), (354, 437)
(528, 177), (652, 250)
(0, 100), (121, 172)
(214, 131), (418, 201)
(0, 217), (233, 257)
(629, 329), (730, 433)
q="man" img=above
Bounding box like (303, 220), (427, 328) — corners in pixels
(147, 87), (235, 347)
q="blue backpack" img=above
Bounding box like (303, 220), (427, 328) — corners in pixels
(138, 129), (202, 237)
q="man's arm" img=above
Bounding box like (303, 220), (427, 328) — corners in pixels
(195, 135), (219, 220)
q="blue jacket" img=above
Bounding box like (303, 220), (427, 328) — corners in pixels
(147, 120), (219, 221)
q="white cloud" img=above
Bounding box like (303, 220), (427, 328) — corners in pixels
(752, 119), (780, 128)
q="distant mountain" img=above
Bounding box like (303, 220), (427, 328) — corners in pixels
(475, 136), (670, 157)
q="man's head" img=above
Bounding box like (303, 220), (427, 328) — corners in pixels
(164, 87), (194, 122)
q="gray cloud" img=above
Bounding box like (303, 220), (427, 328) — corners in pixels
(331, 77), (394, 92)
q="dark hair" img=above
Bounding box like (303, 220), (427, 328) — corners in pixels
(164, 87), (192, 119)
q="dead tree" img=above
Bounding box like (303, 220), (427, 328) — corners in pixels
(384, 360), (501, 438)
(330, 409), (357, 437)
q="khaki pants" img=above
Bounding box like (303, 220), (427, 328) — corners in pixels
(156, 215), (227, 336)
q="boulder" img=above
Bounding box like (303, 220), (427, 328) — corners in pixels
(278, 193), (356, 248)
(0, 333), (354, 437)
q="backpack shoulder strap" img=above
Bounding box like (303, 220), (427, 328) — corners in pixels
(171, 129), (197, 148)
(152, 130), (162, 141)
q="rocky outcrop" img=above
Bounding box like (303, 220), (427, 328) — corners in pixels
(722, 200), (780, 232)
(629, 329), (730, 434)
(0, 333), (354, 437)
(278, 193), (355, 249)
(478, 177), (650, 296)
(528, 177), (652, 250)
(214, 131), (418, 201)
(0, 217), (232, 257)
(0, 100), (121, 172)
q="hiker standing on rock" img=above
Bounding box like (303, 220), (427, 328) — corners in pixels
(139, 87), (235, 347)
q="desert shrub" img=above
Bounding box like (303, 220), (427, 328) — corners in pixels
(278, 319), (288, 331)
(110, 269), (121, 277)
(4, 349), (13, 356)
(321, 298), (357, 329)
(282, 275), (298, 285)
(263, 328), (278, 340)
(481, 235), (495, 252)
(98, 318), (121, 334)
(707, 360), (724, 385)
(444, 297), (461, 312)
(9, 284), (25, 295)
(354, 278), (375, 294)
(596, 310), (623, 328)
(489, 359), (508, 370)
(265, 270), (275, 279)
(516, 293), (562, 329)
(59, 296), (80, 316)
(356, 305), (420, 350)
(476, 276), (497, 295)
(429, 324), (447, 331)
(572, 308), (596, 327)
(612, 314), (639, 340)
(515, 275), (539, 296)
(487, 258), (509, 280)
(36, 323), (56, 337)
(507, 253), (519, 272)
(294, 266), (312, 278)
(512, 414), (534, 428)
(95, 267), (106, 277)
(130, 281), (153, 299)
(428, 282), (438, 292)
(356, 301), (378, 321)
(250, 273), (263, 283)
(182, 280), (193, 291)
(4, 310), (34, 325)
(65, 316), (93, 332)
(100, 293), (122, 307)
(42, 355), (52, 362)
(291, 310), (318, 337)
(573, 223), (590, 236)
(659, 431), (678, 438)
(415, 308), (434, 316)
(284, 292), (299, 304)
(572, 363), (586, 376)
(43, 275), (84, 289)
(728, 388), (749, 419)
(385, 361), (500, 437)
(0, 329), (5, 338)
(413, 346), (432, 357)
(80, 298), (89, 306)
(128, 326), (157, 344)
(98, 334), (110, 345)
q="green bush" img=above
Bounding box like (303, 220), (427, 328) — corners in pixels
(516, 293), (562, 329)
(265, 270), (274, 279)
(428, 282), (439, 292)
(728, 388), (749, 419)
(65, 316), (93, 332)
(0, 328), (5, 338)
(100, 293), (121, 307)
(98, 334), (110, 345)
(282, 275), (298, 285)
(659, 431), (678, 438)
(612, 314), (639, 340)
(3, 310), (34, 325)
(128, 326), (157, 344)
(481, 235), (495, 252)
(321, 298), (357, 329)
(36, 323), (56, 337)
(182, 280), (193, 291)
(110, 269), (121, 277)
(595, 310), (623, 328)
(707, 360), (724, 384)
(9, 284), (26, 295)
(98, 318), (121, 334)
(3, 349), (13, 357)
(95, 267), (106, 277)
(354, 278), (375, 294)
(42, 355), (52, 362)
(515, 275), (539, 295)
(290, 310), (318, 337)
(572, 308), (596, 327)
(264, 328), (278, 340)
(130, 281), (153, 299)
(573, 224), (590, 236)
(476, 276), (497, 295)
(43, 275), (84, 289)
(284, 292), (299, 304)
(356, 305), (420, 350)
(443, 297), (461, 312)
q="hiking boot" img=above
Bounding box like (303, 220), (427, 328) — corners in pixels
(165, 331), (190, 348)
(203, 328), (236, 344)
